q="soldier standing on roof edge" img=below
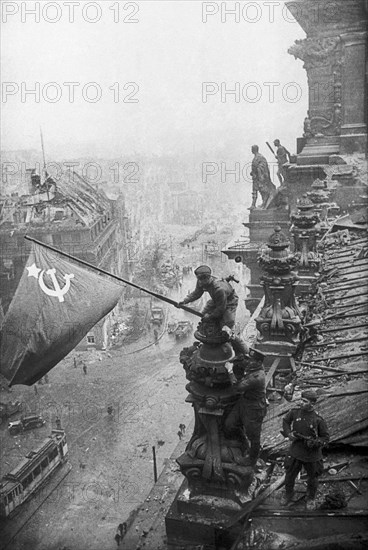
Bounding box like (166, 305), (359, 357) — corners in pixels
(281, 389), (329, 510)
(178, 265), (248, 356)
(273, 139), (291, 185)
(224, 348), (267, 470)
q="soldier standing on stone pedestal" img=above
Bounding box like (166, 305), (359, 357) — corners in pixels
(224, 348), (267, 469)
(273, 139), (291, 185)
(178, 265), (248, 355)
(178, 265), (238, 330)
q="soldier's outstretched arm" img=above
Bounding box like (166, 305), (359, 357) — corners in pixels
(181, 282), (204, 304)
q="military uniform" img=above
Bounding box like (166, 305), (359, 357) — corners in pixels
(225, 361), (267, 467)
(275, 143), (290, 184)
(282, 406), (329, 501)
(182, 276), (238, 329)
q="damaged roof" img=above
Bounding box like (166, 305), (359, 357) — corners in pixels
(0, 169), (111, 230)
(262, 229), (368, 452)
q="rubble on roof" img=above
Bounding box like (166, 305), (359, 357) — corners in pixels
(262, 229), (368, 454)
(0, 168), (111, 229)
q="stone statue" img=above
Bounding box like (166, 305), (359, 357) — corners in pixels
(303, 111), (313, 138)
(250, 145), (276, 209)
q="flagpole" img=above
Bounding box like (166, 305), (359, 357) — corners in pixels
(24, 235), (202, 318)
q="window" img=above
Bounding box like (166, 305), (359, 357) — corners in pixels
(87, 334), (95, 344)
(23, 474), (33, 488)
(49, 448), (58, 461)
(41, 458), (49, 469)
(34, 465), (41, 477)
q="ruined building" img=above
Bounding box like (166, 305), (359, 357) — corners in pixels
(0, 167), (130, 349)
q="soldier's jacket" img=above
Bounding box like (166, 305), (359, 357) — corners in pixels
(235, 367), (266, 411)
(183, 276), (238, 319)
(283, 408), (329, 462)
(276, 145), (290, 166)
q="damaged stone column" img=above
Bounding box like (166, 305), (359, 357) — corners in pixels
(255, 227), (301, 356)
(307, 178), (340, 234)
(290, 195), (321, 294)
(166, 320), (254, 547)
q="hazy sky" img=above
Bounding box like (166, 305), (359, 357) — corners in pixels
(1, 0), (307, 159)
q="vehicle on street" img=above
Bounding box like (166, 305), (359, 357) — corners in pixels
(0, 429), (69, 517)
(167, 320), (178, 334)
(8, 414), (46, 436)
(0, 401), (22, 421)
(204, 241), (219, 257)
(151, 307), (164, 326)
(175, 320), (193, 340)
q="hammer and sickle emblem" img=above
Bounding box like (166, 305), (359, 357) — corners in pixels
(38, 268), (74, 302)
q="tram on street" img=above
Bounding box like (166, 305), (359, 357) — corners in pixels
(0, 429), (68, 518)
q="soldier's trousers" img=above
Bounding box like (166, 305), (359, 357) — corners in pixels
(225, 403), (266, 466)
(202, 299), (238, 329)
(284, 456), (323, 499)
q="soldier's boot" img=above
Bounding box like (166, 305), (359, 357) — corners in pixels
(230, 335), (249, 357)
(280, 491), (294, 506)
(306, 480), (318, 510)
(306, 498), (317, 510)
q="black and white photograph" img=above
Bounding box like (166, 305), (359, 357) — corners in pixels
(0, 1), (367, 549)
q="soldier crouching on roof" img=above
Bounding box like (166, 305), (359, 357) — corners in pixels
(178, 265), (248, 355)
(281, 389), (329, 510)
(224, 348), (267, 469)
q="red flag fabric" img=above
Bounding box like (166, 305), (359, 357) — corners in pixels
(0, 243), (123, 386)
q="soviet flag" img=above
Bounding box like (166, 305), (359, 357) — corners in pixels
(0, 242), (123, 386)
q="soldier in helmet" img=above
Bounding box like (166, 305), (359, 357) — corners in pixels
(178, 265), (239, 330)
(224, 348), (267, 469)
(281, 389), (329, 510)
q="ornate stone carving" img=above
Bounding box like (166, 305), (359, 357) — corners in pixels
(288, 37), (341, 69)
(290, 195), (321, 274)
(307, 179), (331, 204)
(176, 324), (253, 502)
(289, 37), (344, 136)
(256, 227), (301, 344)
(307, 179), (340, 227)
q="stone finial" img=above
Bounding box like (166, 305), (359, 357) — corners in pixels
(267, 226), (290, 250)
(297, 194), (315, 211)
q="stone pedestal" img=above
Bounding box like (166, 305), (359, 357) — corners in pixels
(165, 479), (244, 549)
(297, 137), (340, 166)
(166, 321), (255, 548)
(244, 208), (290, 243)
(290, 195), (322, 295)
(285, 165), (328, 212)
(255, 227), (301, 355)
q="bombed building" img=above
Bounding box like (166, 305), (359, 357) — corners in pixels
(0, 166), (129, 349)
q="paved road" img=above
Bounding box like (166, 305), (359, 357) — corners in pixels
(1, 254), (250, 549)
(1, 334), (194, 550)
